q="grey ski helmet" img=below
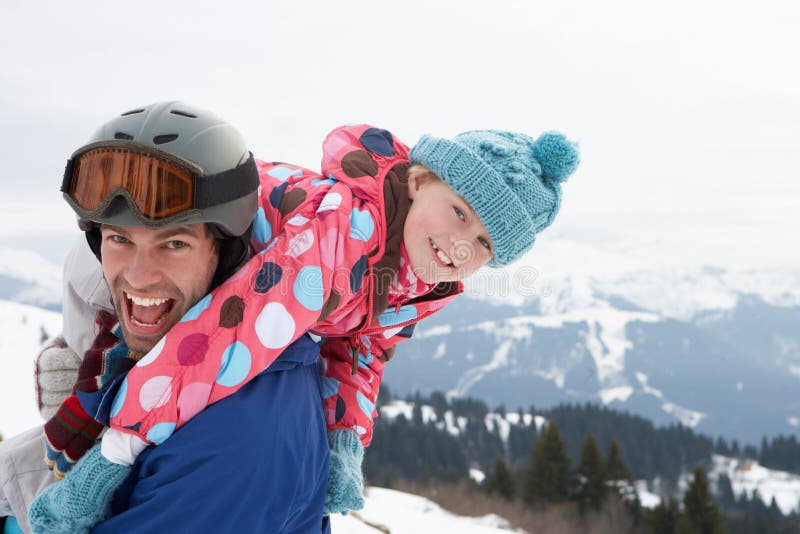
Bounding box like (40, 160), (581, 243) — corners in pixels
(63, 101), (259, 286)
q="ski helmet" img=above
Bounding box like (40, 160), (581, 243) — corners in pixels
(62, 101), (259, 286)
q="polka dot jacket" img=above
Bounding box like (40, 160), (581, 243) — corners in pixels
(107, 125), (464, 447)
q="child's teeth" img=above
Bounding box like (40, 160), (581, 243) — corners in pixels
(436, 249), (452, 265)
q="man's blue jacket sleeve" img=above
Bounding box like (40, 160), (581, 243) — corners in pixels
(92, 336), (330, 534)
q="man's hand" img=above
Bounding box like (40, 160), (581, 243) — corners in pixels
(324, 429), (365, 515)
(35, 337), (81, 420)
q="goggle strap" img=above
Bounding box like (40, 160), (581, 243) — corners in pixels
(193, 153), (260, 209)
(61, 158), (76, 195)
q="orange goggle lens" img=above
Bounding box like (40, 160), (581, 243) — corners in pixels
(70, 147), (195, 219)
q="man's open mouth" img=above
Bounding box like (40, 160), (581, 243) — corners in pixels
(124, 291), (176, 328)
(429, 238), (453, 267)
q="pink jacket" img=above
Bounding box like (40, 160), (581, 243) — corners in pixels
(108, 124), (462, 447)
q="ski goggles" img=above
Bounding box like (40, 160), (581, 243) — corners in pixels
(61, 140), (258, 224)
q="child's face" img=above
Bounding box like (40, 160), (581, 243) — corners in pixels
(404, 173), (493, 284)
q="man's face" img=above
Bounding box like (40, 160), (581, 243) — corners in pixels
(404, 173), (493, 284)
(100, 224), (219, 353)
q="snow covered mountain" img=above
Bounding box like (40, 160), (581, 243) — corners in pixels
(1, 237), (798, 444)
(386, 237), (800, 445)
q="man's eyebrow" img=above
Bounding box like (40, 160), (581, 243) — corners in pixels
(153, 225), (204, 239)
(102, 224), (130, 235)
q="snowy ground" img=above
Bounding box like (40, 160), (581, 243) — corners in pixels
(331, 487), (520, 533)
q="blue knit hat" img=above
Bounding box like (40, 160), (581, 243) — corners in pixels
(409, 129), (579, 267)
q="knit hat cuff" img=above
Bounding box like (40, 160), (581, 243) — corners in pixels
(410, 135), (535, 266)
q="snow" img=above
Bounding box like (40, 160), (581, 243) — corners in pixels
(635, 372), (706, 428)
(463, 236), (800, 321)
(448, 340), (513, 399)
(331, 487), (519, 534)
(470, 468), (486, 484)
(635, 481), (661, 509)
(0, 247), (62, 309)
(381, 400), (414, 421)
(709, 455), (800, 515)
(0, 299), (62, 438)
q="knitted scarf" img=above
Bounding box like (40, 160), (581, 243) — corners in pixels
(43, 311), (136, 478)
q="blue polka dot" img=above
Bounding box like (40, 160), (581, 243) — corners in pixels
(267, 166), (303, 181)
(359, 128), (395, 157)
(356, 391), (375, 418)
(350, 255), (368, 293)
(349, 209), (375, 242)
(321, 376), (340, 399)
(146, 422), (176, 445)
(293, 266), (324, 311)
(180, 294), (212, 322)
(358, 351), (374, 370)
(378, 305), (418, 328)
(312, 176), (337, 186)
(269, 182), (288, 208)
(110, 377), (128, 418)
(254, 262), (283, 294)
(252, 207), (272, 244)
(216, 342), (252, 387)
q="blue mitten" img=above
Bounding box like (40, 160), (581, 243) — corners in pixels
(324, 430), (365, 515)
(28, 444), (131, 534)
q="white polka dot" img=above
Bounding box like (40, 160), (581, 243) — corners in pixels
(137, 337), (166, 367)
(286, 214), (309, 226)
(139, 376), (173, 411)
(286, 229), (315, 258)
(255, 302), (296, 349)
(383, 326), (403, 338)
(317, 192), (342, 213)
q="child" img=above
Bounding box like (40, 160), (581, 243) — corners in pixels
(30, 118), (579, 532)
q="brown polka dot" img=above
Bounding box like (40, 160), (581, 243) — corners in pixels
(279, 188), (307, 217)
(341, 150), (378, 178)
(318, 290), (341, 322)
(219, 296), (245, 328)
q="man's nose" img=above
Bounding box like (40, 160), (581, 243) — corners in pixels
(124, 249), (162, 288)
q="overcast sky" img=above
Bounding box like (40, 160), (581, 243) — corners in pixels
(1, 0), (798, 269)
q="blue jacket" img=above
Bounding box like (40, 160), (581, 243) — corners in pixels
(92, 335), (331, 534)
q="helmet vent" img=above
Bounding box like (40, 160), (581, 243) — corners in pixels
(153, 134), (179, 145)
(120, 108), (145, 116)
(114, 132), (134, 140)
(170, 109), (197, 118)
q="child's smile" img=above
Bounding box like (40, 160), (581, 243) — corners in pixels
(404, 172), (493, 284)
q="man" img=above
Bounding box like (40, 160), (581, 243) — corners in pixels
(0, 102), (330, 533)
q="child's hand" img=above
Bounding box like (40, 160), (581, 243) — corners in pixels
(29, 444), (131, 534)
(324, 429), (365, 515)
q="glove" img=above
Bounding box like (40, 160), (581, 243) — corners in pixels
(35, 337), (82, 420)
(324, 430), (365, 515)
(28, 444), (131, 534)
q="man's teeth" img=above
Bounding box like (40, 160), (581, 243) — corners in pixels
(430, 240), (453, 266)
(127, 294), (170, 307)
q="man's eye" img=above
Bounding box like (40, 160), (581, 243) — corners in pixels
(166, 240), (188, 250)
(110, 235), (129, 244)
(454, 207), (466, 221)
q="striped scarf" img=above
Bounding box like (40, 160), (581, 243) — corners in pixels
(43, 311), (137, 478)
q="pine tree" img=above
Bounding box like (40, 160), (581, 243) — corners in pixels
(683, 466), (726, 534)
(647, 497), (681, 534)
(606, 439), (634, 481)
(577, 432), (607, 511)
(485, 457), (515, 501)
(524, 422), (572, 505)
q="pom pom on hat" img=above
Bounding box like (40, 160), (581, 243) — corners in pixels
(533, 132), (580, 183)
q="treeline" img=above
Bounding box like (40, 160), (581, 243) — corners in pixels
(364, 389), (800, 532)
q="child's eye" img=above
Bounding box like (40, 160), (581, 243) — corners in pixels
(453, 207), (466, 221)
(166, 240), (188, 250)
(479, 237), (492, 251)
